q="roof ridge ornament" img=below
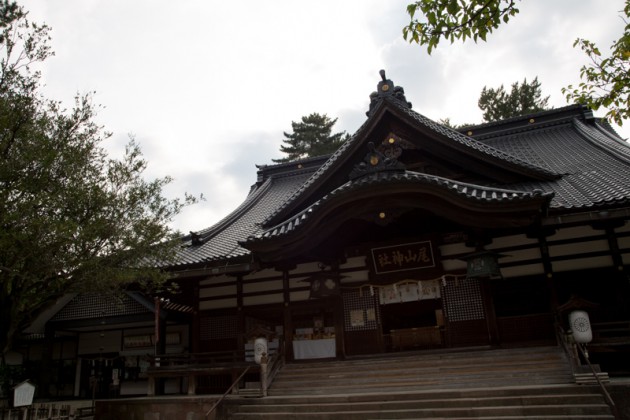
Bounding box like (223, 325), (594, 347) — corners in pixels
(367, 70), (412, 116)
(349, 141), (406, 180)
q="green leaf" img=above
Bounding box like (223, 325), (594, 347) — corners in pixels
(446, 0), (459, 15)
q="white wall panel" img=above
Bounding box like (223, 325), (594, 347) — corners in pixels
(340, 256), (368, 269)
(500, 248), (541, 264)
(552, 256), (613, 272)
(244, 268), (279, 281)
(489, 234), (537, 248)
(199, 275), (231, 286)
(291, 262), (323, 274)
(548, 225), (599, 241)
(290, 290), (310, 302)
(243, 280), (283, 294)
(549, 239), (609, 257)
(439, 243), (474, 257)
(340, 270), (369, 284)
(501, 263), (545, 278)
(199, 298), (237, 311)
(199, 285), (236, 299)
(243, 293), (283, 306)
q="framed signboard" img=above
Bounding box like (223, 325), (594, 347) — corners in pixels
(368, 240), (440, 281)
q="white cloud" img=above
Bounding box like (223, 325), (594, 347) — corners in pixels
(19, 0), (630, 233)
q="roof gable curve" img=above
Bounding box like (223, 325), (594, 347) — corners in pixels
(242, 170), (553, 262)
(264, 75), (558, 229)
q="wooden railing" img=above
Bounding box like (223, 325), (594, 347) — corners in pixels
(574, 342), (620, 420)
(146, 350), (257, 396)
(261, 350), (284, 397)
(204, 366), (251, 420)
(555, 322), (579, 369)
(150, 349), (250, 366)
(555, 323), (619, 420)
(147, 343), (286, 398)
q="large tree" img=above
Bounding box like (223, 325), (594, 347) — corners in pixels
(478, 77), (550, 122)
(273, 113), (349, 163)
(403, 0), (630, 126)
(0, 1), (196, 355)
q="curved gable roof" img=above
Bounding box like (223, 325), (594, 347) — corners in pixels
(242, 170), (553, 261)
(264, 96), (558, 228)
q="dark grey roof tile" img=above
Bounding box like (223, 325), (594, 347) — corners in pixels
(169, 102), (630, 268)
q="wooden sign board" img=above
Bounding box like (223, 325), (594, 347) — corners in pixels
(12, 380), (35, 408)
(369, 240), (439, 281)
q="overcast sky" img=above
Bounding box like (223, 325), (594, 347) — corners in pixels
(21, 0), (630, 234)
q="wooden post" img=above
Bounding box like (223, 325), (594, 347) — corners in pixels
(480, 277), (500, 346)
(147, 376), (155, 396)
(282, 269), (293, 361)
(187, 374), (196, 395)
(260, 353), (269, 397)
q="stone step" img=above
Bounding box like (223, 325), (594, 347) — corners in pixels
(233, 394), (606, 413)
(279, 359), (567, 377)
(269, 380), (567, 396)
(275, 363), (570, 382)
(268, 346), (573, 395)
(237, 384), (604, 403)
(226, 403), (613, 419)
(574, 372), (610, 385)
(221, 347), (614, 419)
(279, 349), (567, 378)
(225, 387), (614, 419)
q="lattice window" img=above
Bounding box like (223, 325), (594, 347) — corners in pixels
(442, 278), (485, 321)
(199, 315), (238, 340)
(343, 290), (380, 331)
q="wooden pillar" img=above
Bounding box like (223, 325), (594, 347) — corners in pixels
(330, 261), (345, 359)
(605, 225), (626, 275)
(39, 325), (55, 398)
(604, 224), (630, 317)
(333, 295), (345, 358)
(187, 374), (196, 395)
(480, 277), (500, 346)
(147, 376), (155, 396)
(236, 275), (245, 350)
(281, 269), (293, 360)
(192, 284), (200, 353)
(537, 231), (558, 314)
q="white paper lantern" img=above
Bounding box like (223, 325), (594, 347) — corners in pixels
(569, 310), (592, 343)
(254, 337), (268, 364)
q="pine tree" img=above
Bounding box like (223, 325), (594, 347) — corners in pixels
(273, 113), (349, 163)
(478, 77), (550, 122)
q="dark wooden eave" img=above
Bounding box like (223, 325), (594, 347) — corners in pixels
(242, 171), (553, 262)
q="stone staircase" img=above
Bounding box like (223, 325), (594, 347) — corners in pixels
(221, 346), (615, 419)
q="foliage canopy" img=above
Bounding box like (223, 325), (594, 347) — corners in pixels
(478, 77), (550, 122)
(562, 1), (630, 126)
(403, 0), (630, 126)
(273, 113), (349, 163)
(403, 0), (519, 54)
(0, 1), (196, 354)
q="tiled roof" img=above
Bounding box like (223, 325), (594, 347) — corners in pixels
(171, 101), (630, 268)
(482, 117), (630, 210)
(263, 98), (558, 227)
(246, 171), (552, 244)
(387, 98), (560, 179)
(172, 170), (314, 267)
(51, 293), (148, 322)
